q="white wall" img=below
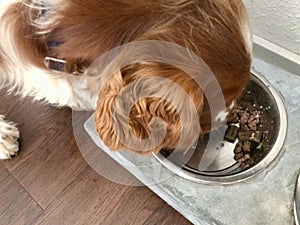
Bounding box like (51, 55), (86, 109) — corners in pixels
(243, 0), (300, 55)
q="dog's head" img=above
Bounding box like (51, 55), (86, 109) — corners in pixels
(13, 0), (252, 154)
(90, 0), (252, 154)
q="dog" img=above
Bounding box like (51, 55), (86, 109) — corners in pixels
(0, 0), (252, 159)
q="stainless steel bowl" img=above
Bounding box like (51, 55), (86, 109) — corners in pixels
(153, 71), (288, 185)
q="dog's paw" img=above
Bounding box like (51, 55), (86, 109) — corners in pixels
(0, 116), (20, 160)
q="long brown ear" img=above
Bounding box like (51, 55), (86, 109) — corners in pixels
(94, 62), (204, 155)
(0, 2), (47, 67)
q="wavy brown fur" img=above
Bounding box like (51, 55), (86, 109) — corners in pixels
(91, 0), (251, 153)
(2, 0), (252, 154)
(1, 2), (47, 68)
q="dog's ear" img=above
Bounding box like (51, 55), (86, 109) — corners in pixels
(94, 62), (204, 154)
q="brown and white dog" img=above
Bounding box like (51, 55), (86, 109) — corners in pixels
(0, 0), (252, 159)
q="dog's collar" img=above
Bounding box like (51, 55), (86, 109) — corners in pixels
(45, 41), (67, 72)
(40, 3), (67, 72)
(40, 5), (85, 75)
(45, 41), (87, 75)
(40, 5), (75, 72)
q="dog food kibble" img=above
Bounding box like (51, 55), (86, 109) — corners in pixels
(240, 113), (250, 124)
(243, 140), (252, 152)
(233, 141), (243, 154)
(244, 158), (255, 168)
(225, 105), (267, 169)
(248, 113), (260, 130)
(224, 125), (240, 143)
(238, 130), (263, 143)
(234, 152), (244, 161)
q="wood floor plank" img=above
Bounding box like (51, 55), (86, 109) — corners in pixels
(0, 91), (88, 209)
(98, 187), (191, 225)
(33, 168), (190, 225)
(0, 90), (191, 224)
(143, 203), (191, 225)
(0, 163), (42, 225)
(32, 169), (131, 225)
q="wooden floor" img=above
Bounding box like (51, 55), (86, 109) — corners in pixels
(0, 90), (191, 225)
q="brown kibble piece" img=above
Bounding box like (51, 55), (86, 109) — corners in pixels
(240, 124), (250, 131)
(234, 152), (244, 161)
(234, 141), (243, 154)
(248, 114), (260, 131)
(241, 158), (255, 169)
(240, 115), (249, 124)
(250, 131), (263, 143)
(243, 141), (252, 152)
(243, 154), (251, 160)
(238, 130), (263, 143)
(238, 130), (252, 141)
(224, 125), (240, 143)
(237, 154), (251, 164)
(246, 158), (255, 166)
(237, 158), (246, 164)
